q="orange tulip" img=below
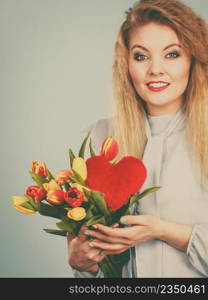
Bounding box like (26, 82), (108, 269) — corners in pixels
(32, 160), (48, 177)
(25, 185), (46, 203)
(46, 190), (65, 205)
(64, 187), (84, 207)
(54, 170), (73, 186)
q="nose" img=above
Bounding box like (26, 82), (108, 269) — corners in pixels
(148, 57), (164, 76)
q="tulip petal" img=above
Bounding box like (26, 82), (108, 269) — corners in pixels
(12, 204), (36, 215)
(72, 157), (87, 181)
(43, 179), (61, 191)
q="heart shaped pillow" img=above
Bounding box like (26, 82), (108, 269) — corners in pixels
(85, 155), (147, 211)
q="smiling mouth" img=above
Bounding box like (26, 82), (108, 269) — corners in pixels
(147, 82), (170, 92)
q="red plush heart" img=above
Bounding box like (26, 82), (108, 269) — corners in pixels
(85, 155), (147, 211)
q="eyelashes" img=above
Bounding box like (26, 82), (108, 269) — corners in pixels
(133, 51), (180, 61)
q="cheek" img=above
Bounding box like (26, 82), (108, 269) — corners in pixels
(171, 61), (191, 83)
(129, 62), (146, 86)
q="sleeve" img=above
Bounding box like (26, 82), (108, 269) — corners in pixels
(186, 223), (208, 276)
(72, 268), (105, 278)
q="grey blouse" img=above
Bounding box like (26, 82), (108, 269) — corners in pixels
(72, 109), (208, 278)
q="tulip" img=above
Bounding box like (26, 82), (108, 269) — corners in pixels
(11, 196), (36, 215)
(46, 190), (65, 205)
(67, 207), (86, 221)
(72, 157), (87, 181)
(100, 136), (119, 161)
(71, 183), (89, 201)
(25, 185), (46, 203)
(43, 179), (61, 191)
(64, 187), (84, 207)
(54, 170), (73, 186)
(32, 160), (48, 177)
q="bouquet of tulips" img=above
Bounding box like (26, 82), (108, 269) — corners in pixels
(11, 132), (160, 277)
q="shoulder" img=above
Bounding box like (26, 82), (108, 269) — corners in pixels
(82, 117), (114, 153)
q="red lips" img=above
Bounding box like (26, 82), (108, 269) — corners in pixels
(85, 155), (147, 211)
(147, 81), (170, 92)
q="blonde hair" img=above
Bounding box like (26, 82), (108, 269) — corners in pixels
(112, 0), (208, 186)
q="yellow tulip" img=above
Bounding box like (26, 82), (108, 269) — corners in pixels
(11, 196), (36, 215)
(43, 179), (61, 191)
(72, 157), (87, 181)
(67, 207), (86, 221)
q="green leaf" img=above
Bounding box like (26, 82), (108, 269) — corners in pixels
(37, 202), (66, 219)
(68, 175), (77, 184)
(85, 207), (94, 219)
(71, 169), (86, 186)
(69, 148), (76, 168)
(43, 229), (67, 236)
(56, 218), (80, 236)
(78, 131), (90, 158)
(47, 169), (54, 181)
(129, 186), (162, 207)
(24, 194), (38, 210)
(89, 138), (96, 157)
(29, 171), (48, 187)
(85, 215), (106, 227)
(19, 201), (36, 211)
(64, 182), (71, 192)
(84, 189), (111, 217)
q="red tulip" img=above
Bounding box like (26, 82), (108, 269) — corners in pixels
(100, 136), (119, 161)
(64, 187), (84, 208)
(25, 185), (46, 203)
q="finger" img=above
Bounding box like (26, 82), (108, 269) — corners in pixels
(89, 240), (126, 251)
(67, 232), (75, 243)
(120, 215), (147, 226)
(103, 247), (129, 255)
(85, 229), (131, 246)
(93, 223), (129, 238)
(78, 225), (89, 241)
(111, 223), (119, 228)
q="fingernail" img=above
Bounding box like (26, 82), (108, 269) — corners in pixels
(88, 242), (94, 248)
(92, 224), (98, 229)
(120, 217), (127, 224)
(83, 231), (90, 237)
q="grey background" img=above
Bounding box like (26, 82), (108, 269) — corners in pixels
(1, 0), (207, 277)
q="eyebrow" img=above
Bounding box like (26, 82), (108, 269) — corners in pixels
(130, 43), (182, 51)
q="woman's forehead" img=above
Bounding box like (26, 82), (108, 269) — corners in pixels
(128, 22), (180, 49)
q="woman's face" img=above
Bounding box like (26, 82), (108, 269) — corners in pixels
(128, 22), (191, 115)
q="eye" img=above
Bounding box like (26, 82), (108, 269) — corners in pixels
(166, 51), (180, 58)
(133, 53), (148, 61)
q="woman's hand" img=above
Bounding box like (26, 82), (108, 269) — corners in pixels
(67, 225), (106, 273)
(83, 214), (193, 255)
(83, 214), (162, 255)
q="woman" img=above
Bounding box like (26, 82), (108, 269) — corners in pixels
(67, 0), (208, 278)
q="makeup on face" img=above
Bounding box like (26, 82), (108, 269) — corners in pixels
(128, 22), (191, 115)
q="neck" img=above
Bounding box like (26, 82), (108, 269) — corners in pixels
(147, 100), (184, 116)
